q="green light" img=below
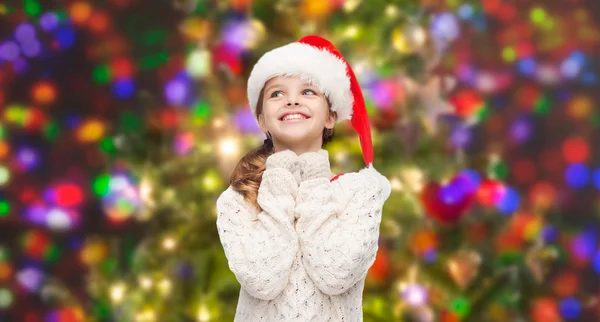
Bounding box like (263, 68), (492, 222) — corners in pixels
(0, 125), (6, 140)
(119, 111), (142, 132)
(0, 246), (9, 261)
(93, 65), (112, 84)
(476, 104), (489, 123)
(92, 174), (111, 197)
(55, 9), (68, 22)
(530, 7), (546, 24)
(0, 201), (10, 217)
(99, 137), (116, 154)
(43, 121), (60, 141)
(502, 47), (516, 62)
(534, 94), (551, 115)
(139, 52), (169, 70)
(143, 29), (169, 46)
(192, 101), (211, 121)
(489, 160), (509, 180)
(23, 0), (41, 17)
(93, 299), (112, 319)
(591, 112), (600, 128)
(100, 258), (117, 274)
(449, 297), (471, 318)
(44, 243), (61, 263)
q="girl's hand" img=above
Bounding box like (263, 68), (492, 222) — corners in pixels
(265, 149), (299, 171)
(298, 149), (330, 182)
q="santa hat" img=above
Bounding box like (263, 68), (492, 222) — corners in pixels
(247, 35), (374, 167)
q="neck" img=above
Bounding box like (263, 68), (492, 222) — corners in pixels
(273, 140), (323, 155)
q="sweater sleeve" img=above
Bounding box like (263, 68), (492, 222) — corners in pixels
(216, 154), (300, 300)
(295, 152), (391, 296)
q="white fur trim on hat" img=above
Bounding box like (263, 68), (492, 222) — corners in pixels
(247, 42), (353, 123)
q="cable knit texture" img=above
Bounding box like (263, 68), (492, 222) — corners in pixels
(216, 149), (391, 322)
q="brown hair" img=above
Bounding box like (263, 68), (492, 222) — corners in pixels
(230, 88), (335, 211)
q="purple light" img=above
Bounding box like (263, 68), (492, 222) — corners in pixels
(221, 20), (260, 53)
(431, 12), (460, 51)
(234, 108), (261, 134)
(21, 40), (41, 57)
(15, 23), (36, 42)
(173, 132), (195, 155)
(440, 175), (475, 205)
(402, 284), (428, 306)
(0, 41), (20, 61)
(450, 126), (471, 149)
(456, 63), (476, 84)
(510, 116), (532, 143)
(40, 12), (60, 31)
(541, 225), (558, 243)
(17, 267), (44, 292)
(222, 21), (247, 52)
(24, 204), (47, 225)
(13, 57), (29, 74)
(571, 231), (596, 260)
(164, 78), (189, 105)
(458, 169), (481, 192)
(423, 248), (437, 262)
(17, 147), (40, 170)
(368, 81), (396, 109)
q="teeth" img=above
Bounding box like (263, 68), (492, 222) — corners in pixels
(282, 114), (307, 121)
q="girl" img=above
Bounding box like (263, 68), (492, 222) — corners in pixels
(216, 35), (391, 322)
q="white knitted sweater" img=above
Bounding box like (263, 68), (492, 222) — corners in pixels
(216, 149), (391, 322)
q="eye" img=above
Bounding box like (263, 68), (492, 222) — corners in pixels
(302, 89), (316, 95)
(270, 90), (284, 98)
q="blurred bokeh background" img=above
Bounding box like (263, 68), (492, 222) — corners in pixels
(0, 0), (599, 321)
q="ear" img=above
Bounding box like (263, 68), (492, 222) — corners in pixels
(325, 111), (336, 129)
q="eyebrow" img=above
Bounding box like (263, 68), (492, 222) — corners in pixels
(264, 84), (282, 94)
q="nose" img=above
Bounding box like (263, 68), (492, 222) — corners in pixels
(286, 102), (300, 106)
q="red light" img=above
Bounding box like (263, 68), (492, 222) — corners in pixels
(562, 136), (589, 163)
(55, 184), (84, 207)
(110, 57), (134, 79)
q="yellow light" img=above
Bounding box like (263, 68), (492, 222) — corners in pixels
(385, 5), (398, 18)
(162, 237), (177, 251)
(158, 278), (171, 294)
(219, 138), (238, 156)
(139, 276), (153, 290)
(197, 303), (211, 321)
(135, 307), (156, 322)
(401, 167), (424, 192)
(186, 49), (211, 79)
(0, 166), (10, 186)
(343, 25), (359, 39)
(390, 177), (403, 191)
(76, 119), (105, 143)
(343, 0), (361, 13)
(139, 177), (154, 207)
(110, 283), (126, 303)
(212, 118), (224, 128)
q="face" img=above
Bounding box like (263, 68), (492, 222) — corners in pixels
(257, 75), (336, 154)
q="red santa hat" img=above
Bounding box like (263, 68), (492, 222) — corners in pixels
(247, 35), (374, 167)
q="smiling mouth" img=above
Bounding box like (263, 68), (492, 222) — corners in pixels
(279, 114), (311, 122)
